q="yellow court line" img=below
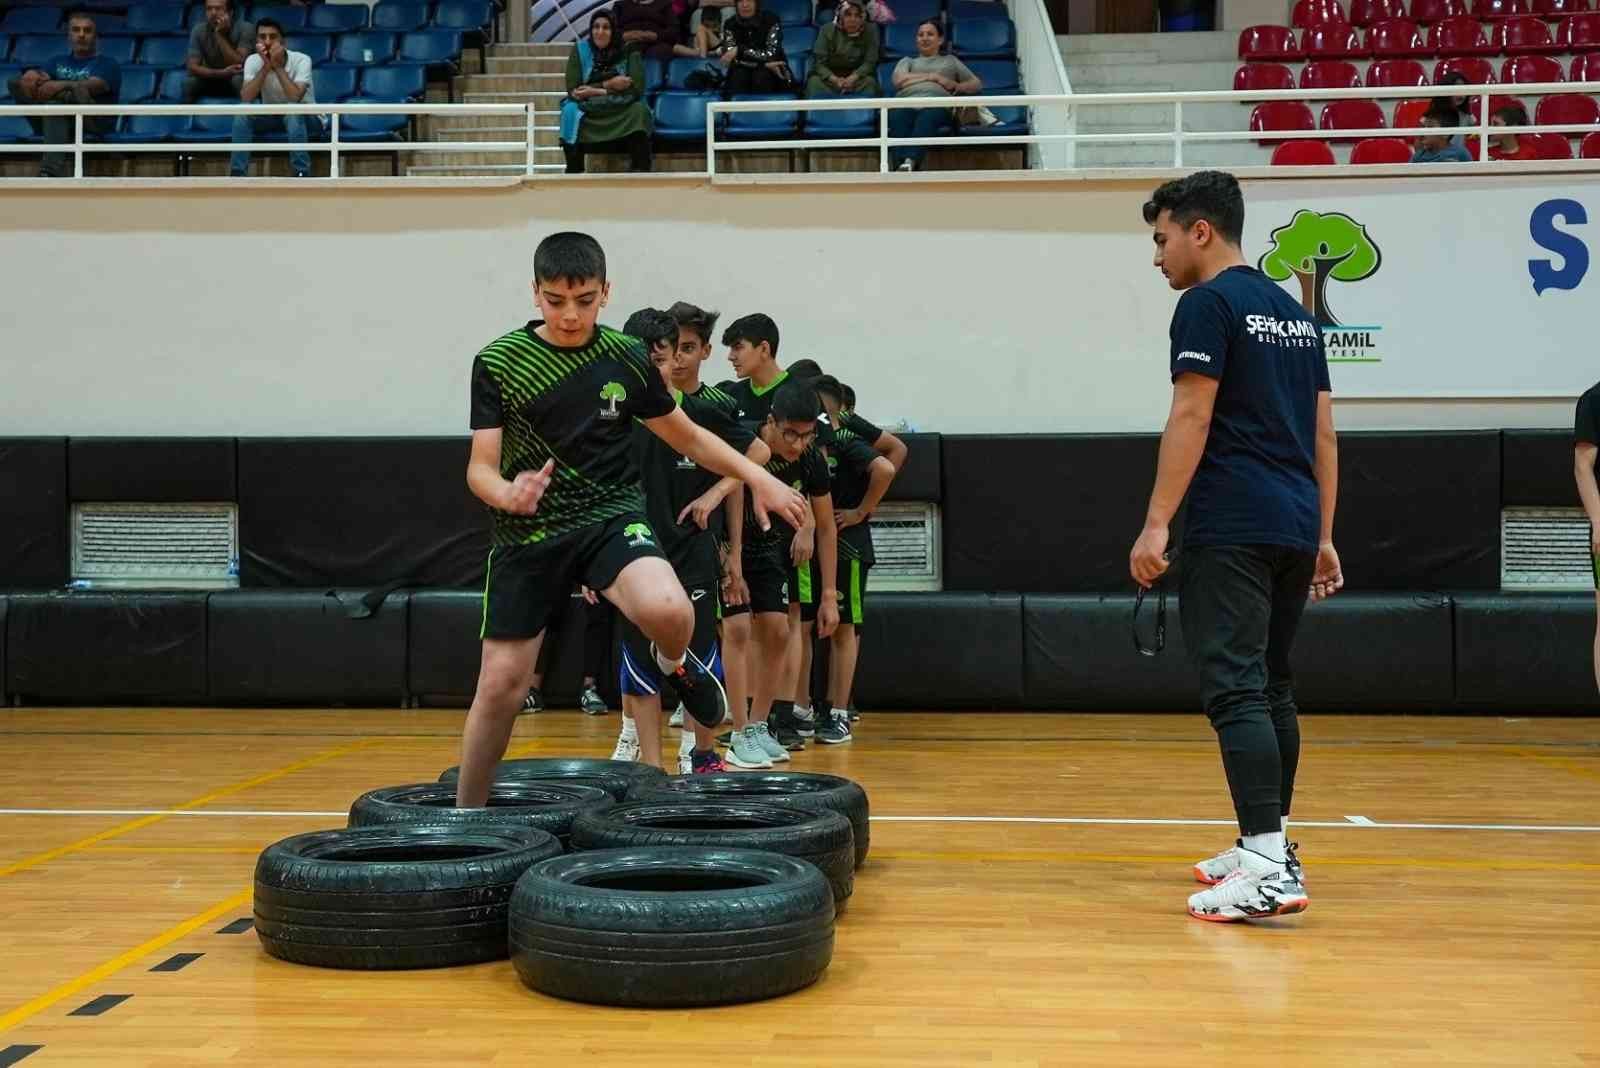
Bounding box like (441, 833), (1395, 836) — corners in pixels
(0, 738), (380, 878)
(88, 846), (262, 855)
(0, 887), (252, 1035)
(1513, 747), (1600, 783)
(871, 849), (1600, 872)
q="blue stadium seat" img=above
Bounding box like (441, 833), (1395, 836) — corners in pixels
(639, 56), (665, 92)
(666, 55), (715, 89)
(286, 34), (334, 64)
(12, 35), (62, 67)
(118, 65), (160, 101)
(339, 102), (409, 139)
(965, 58), (1018, 90)
(432, 0), (493, 34)
(312, 62), (359, 101)
(137, 35), (189, 67)
(335, 31), (399, 65)
(882, 22), (919, 58)
(103, 112), (187, 141)
(157, 67), (187, 100)
(399, 28), (462, 65)
(951, 16), (1014, 57)
(371, 1), (429, 33)
(0, 114), (42, 142)
(248, 5), (308, 31)
(125, 4), (187, 35)
(804, 103), (877, 137)
(784, 23), (817, 56)
(172, 107), (236, 142)
(652, 90), (717, 141)
(0, 8), (61, 34)
(948, 0), (1005, 18)
(788, 53), (809, 84)
(93, 13), (128, 33)
(306, 3), (369, 34)
(0, 64), (21, 97)
(0, 35), (10, 62)
(724, 92), (800, 138)
(766, 0), (813, 26)
(890, 0), (942, 21)
(360, 61), (425, 100)
(182, 3), (207, 30)
(959, 101), (1027, 136)
(99, 35), (139, 64)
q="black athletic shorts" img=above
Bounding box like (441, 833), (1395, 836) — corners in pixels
(723, 542), (789, 618)
(787, 556), (869, 625)
(479, 513), (665, 641)
(790, 557), (820, 622)
(620, 582), (722, 698)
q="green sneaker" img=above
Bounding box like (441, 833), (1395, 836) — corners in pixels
(725, 726), (774, 769)
(751, 721), (791, 763)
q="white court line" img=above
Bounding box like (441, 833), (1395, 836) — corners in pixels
(0, 808), (1595, 832)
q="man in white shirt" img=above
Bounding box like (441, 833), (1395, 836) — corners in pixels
(229, 18), (318, 178)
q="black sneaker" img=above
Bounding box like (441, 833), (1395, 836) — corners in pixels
(653, 644), (728, 729)
(847, 705), (860, 722)
(521, 687), (544, 715)
(770, 708), (806, 752)
(815, 711), (852, 745)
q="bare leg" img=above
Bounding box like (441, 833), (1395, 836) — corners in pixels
(782, 603), (805, 707)
(625, 693), (664, 768)
(1592, 591), (1599, 696)
(602, 557), (693, 661)
(456, 637), (539, 807)
(749, 611), (790, 724)
(795, 613), (815, 710)
(829, 623), (859, 711)
(721, 613), (753, 729)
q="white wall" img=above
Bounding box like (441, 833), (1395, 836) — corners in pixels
(1219, 0), (1291, 30)
(0, 176), (1580, 438)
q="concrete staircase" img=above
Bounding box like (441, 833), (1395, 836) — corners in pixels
(409, 42), (565, 176)
(1058, 31), (1270, 169)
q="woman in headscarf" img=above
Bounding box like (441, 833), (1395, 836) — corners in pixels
(719, 0), (789, 95)
(806, 0), (879, 98)
(560, 11), (654, 173)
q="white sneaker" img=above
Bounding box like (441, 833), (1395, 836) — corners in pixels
(897, 159), (913, 172)
(1187, 850), (1308, 923)
(725, 725), (774, 769)
(668, 705), (684, 728)
(751, 721), (790, 763)
(1195, 840), (1304, 886)
(610, 732), (640, 762)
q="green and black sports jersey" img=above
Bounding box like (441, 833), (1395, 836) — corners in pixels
(840, 409), (885, 447)
(744, 443), (830, 559)
(718, 369), (790, 431)
(633, 388), (756, 587)
(470, 321), (676, 546)
(826, 426), (881, 566)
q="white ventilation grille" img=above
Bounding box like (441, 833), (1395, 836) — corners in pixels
(1502, 508), (1595, 591)
(72, 503), (239, 589)
(867, 502), (941, 591)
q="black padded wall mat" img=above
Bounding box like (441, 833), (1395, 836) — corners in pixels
(68, 438), (236, 501)
(0, 439), (68, 589)
(1501, 430), (1581, 508)
(1285, 593), (1455, 711)
(0, 596), (8, 700)
(207, 590), (410, 704)
(882, 432), (941, 503)
(1454, 594), (1600, 712)
(1022, 595), (1196, 710)
(5, 592), (207, 701)
(853, 593), (1023, 709)
(1334, 431), (1500, 591)
(943, 435), (1163, 592)
(237, 438), (488, 588)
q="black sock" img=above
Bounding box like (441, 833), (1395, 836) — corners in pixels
(816, 698), (833, 720)
(772, 699), (794, 726)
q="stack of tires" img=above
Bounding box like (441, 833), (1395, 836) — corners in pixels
(252, 760), (869, 1008)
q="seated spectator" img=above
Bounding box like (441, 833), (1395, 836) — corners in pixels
(806, 0), (879, 98)
(5, 10), (121, 178)
(720, 0), (790, 96)
(229, 19), (318, 178)
(1488, 104), (1539, 161)
(616, 0), (683, 63)
(1411, 109), (1471, 163)
(561, 12), (654, 173)
(680, 7), (724, 58)
(1432, 71), (1475, 147)
(888, 20), (981, 172)
(186, 0), (255, 103)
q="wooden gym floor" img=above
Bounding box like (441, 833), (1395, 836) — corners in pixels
(0, 708), (1595, 1067)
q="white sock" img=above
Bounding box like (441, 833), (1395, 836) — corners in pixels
(1282, 815), (1289, 836)
(794, 704), (814, 719)
(1240, 831), (1287, 865)
(654, 646), (685, 675)
(618, 719), (638, 742)
(678, 730), (694, 753)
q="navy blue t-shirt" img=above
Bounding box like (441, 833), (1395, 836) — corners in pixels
(45, 53), (121, 100)
(1168, 265), (1331, 553)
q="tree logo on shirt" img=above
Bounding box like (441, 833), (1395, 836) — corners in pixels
(1258, 211), (1382, 328)
(623, 522), (654, 547)
(598, 381), (628, 419)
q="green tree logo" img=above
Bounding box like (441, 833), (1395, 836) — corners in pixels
(599, 381), (628, 416)
(1258, 210), (1382, 327)
(624, 522), (653, 546)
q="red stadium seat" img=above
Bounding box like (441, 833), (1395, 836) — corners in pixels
(1234, 62), (1297, 92)
(1430, 15), (1496, 52)
(1293, 0), (1350, 28)
(1580, 130), (1600, 155)
(1351, 0), (1410, 25)
(1368, 18), (1432, 55)
(1351, 135), (1415, 160)
(1501, 54), (1564, 82)
(1410, 0), (1468, 19)
(1559, 12), (1600, 50)
(1368, 58), (1431, 85)
(1251, 100), (1318, 142)
(1302, 59), (1364, 88)
(1434, 56), (1497, 82)
(1534, 92), (1600, 126)
(1468, 91), (1526, 120)
(1572, 53), (1600, 80)
(1271, 139), (1338, 164)
(1394, 97), (1436, 129)
(1239, 24), (1305, 60)
(1529, 131), (1574, 155)
(1531, 0), (1592, 15)
(1304, 23), (1371, 56)
(1322, 98), (1389, 134)
(1493, 15), (1559, 52)
(1471, 0), (1529, 15)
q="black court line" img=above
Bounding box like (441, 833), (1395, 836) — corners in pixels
(0, 1046), (43, 1067)
(68, 994), (131, 1017)
(217, 918), (254, 935)
(150, 953), (203, 973)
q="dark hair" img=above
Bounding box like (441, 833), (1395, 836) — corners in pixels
(721, 312), (780, 357)
(667, 301), (720, 342)
(534, 231), (606, 286)
(1493, 103), (1528, 127)
(622, 308), (679, 353)
(917, 17), (942, 36)
(255, 16), (282, 34)
(811, 373), (845, 406)
(65, 8), (95, 24)
(769, 380), (821, 425)
(1433, 72), (1472, 116)
(1423, 105), (1460, 128)
(840, 382), (856, 410)
(787, 358), (824, 380)
(1141, 170), (1244, 246)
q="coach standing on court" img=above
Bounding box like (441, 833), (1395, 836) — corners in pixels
(1129, 171), (1343, 924)
(1575, 379), (1600, 696)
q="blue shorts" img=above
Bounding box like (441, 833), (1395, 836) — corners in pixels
(619, 583), (723, 698)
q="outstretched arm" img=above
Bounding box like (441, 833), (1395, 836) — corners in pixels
(645, 407), (805, 531)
